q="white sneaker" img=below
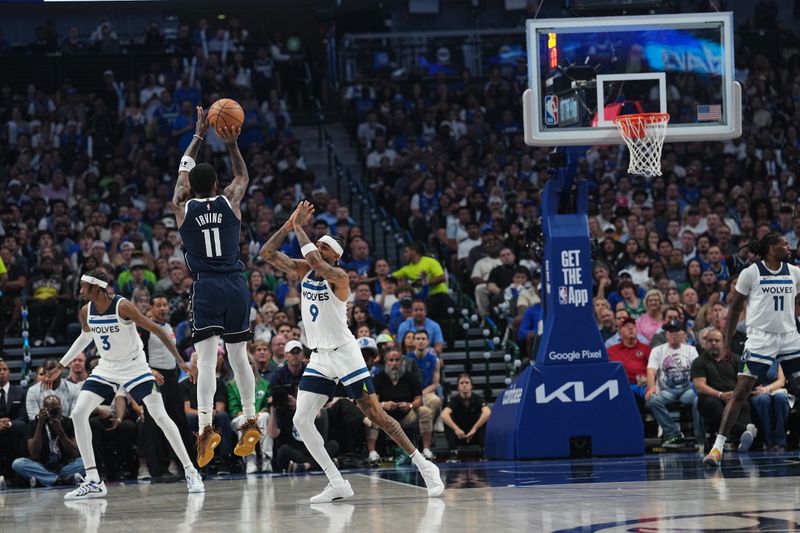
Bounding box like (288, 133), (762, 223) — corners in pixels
(185, 469), (204, 493)
(309, 480), (354, 503)
(434, 418), (445, 433)
(44, 336), (56, 346)
(245, 457), (258, 474)
(261, 457), (273, 473)
(168, 461), (179, 477)
(738, 424), (758, 452)
(64, 477), (107, 500)
(0, 475), (6, 490)
(418, 461), (445, 497)
(30, 476), (38, 488)
(422, 448), (435, 460)
(368, 450), (380, 466)
(137, 465), (152, 481)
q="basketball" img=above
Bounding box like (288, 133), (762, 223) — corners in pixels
(207, 98), (244, 130)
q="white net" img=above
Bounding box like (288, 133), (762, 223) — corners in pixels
(613, 113), (670, 177)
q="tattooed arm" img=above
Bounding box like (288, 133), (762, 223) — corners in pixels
(218, 125), (248, 219)
(259, 215), (310, 278)
(292, 201), (349, 300)
(173, 106), (208, 227)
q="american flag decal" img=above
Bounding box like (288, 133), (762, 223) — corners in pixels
(697, 104), (722, 121)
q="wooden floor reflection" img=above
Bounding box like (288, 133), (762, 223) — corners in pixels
(4, 452), (800, 532)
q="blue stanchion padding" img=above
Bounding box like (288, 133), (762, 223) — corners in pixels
(485, 362), (643, 459)
(485, 166), (643, 459)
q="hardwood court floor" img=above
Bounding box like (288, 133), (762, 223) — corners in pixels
(3, 452), (800, 532)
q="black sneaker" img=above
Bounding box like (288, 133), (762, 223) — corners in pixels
(662, 434), (684, 449)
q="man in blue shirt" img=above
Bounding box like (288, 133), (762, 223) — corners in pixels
(406, 330), (443, 434)
(342, 237), (372, 276)
(397, 299), (444, 354)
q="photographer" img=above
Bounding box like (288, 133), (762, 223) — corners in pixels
(12, 395), (83, 487)
(267, 341), (339, 472)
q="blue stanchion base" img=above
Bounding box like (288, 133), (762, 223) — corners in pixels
(485, 362), (644, 460)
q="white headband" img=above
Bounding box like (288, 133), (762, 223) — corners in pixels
(317, 235), (343, 258)
(81, 275), (108, 289)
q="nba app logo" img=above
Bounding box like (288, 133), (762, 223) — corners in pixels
(558, 286), (568, 305)
(544, 95), (559, 125)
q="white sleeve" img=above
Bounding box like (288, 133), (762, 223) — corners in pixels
(792, 265), (800, 293)
(410, 193), (421, 211)
(687, 345), (699, 362)
(59, 330), (94, 367)
(735, 265), (755, 296)
(647, 346), (661, 370)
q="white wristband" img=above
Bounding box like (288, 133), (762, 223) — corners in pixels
(179, 156), (196, 173)
(301, 243), (318, 257)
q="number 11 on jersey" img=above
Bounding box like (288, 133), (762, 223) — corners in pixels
(774, 295), (785, 311)
(202, 228), (222, 258)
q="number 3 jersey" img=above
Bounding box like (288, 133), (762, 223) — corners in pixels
(179, 195), (244, 276)
(88, 295), (145, 364)
(736, 261), (800, 333)
(301, 270), (355, 349)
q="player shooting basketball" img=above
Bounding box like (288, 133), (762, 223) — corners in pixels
(260, 200), (444, 503)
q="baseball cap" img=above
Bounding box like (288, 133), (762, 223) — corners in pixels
(357, 337), (378, 354)
(376, 333), (394, 345)
(284, 340), (304, 354)
(620, 317), (636, 327)
(8, 179), (22, 189)
(480, 224), (494, 235)
(400, 296), (413, 308)
(663, 319), (684, 332)
(91, 240), (106, 249)
(120, 242), (135, 251)
(161, 217), (177, 229)
(130, 258), (145, 269)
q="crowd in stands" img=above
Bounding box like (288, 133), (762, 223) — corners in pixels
(4, 1), (800, 488)
(341, 2), (800, 451)
(0, 15), (491, 488)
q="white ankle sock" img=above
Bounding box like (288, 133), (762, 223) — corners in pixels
(713, 434), (727, 451)
(410, 450), (426, 468)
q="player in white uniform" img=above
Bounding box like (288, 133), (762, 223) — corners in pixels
(42, 270), (204, 498)
(261, 201), (444, 503)
(703, 233), (800, 466)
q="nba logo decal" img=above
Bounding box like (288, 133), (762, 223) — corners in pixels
(544, 95), (559, 125)
(558, 286), (568, 304)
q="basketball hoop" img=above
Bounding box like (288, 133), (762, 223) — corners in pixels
(613, 113), (670, 177)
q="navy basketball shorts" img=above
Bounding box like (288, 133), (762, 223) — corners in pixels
(81, 358), (158, 404)
(740, 328), (800, 380)
(190, 274), (252, 343)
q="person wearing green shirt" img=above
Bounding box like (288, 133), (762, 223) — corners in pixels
(228, 366), (272, 473)
(392, 243), (453, 325)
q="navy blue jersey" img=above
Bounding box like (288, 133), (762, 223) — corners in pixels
(179, 195), (243, 276)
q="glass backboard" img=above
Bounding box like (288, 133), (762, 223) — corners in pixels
(522, 12), (741, 146)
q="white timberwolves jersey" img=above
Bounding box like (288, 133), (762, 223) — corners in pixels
(87, 295), (145, 363)
(301, 271), (355, 349)
(736, 261), (800, 333)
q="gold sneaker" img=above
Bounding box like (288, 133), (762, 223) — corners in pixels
(234, 418), (262, 457)
(703, 448), (722, 468)
(196, 426), (221, 468)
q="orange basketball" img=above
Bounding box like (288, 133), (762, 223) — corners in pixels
(207, 98), (244, 130)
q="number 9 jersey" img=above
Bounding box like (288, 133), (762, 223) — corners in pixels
(736, 261), (800, 333)
(301, 270), (355, 349)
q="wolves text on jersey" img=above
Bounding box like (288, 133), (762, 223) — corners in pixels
(91, 324), (120, 335)
(303, 290), (330, 302)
